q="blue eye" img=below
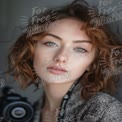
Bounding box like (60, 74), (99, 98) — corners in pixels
(74, 47), (87, 53)
(43, 41), (58, 47)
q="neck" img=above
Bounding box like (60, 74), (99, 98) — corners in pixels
(43, 81), (75, 112)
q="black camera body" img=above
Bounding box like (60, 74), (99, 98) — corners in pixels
(0, 87), (34, 122)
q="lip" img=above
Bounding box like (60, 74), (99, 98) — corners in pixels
(47, 66), (67, 75)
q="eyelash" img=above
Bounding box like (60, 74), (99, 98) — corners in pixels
(43, 41), (88, 53)
(43, 41), (58, 47)
(74, 48), (87, 53)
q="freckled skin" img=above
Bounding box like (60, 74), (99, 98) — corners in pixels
(33, 18), (96, 85)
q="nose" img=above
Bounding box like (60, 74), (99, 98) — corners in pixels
(54, 47), (69, 64)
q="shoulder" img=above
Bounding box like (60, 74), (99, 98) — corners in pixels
(89, 92), (122, 106)
(86, 92), (122, 113)
(80, 92), (122, 121)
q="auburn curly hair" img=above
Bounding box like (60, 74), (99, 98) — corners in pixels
(7, 0), (122, 99)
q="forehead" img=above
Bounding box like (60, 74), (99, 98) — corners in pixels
(46, 18), (91, 41)
(48, 18), (83, 32)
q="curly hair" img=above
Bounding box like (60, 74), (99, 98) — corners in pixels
(7, 0), (122, 99)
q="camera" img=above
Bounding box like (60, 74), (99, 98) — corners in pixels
(0, 86), (34, 122)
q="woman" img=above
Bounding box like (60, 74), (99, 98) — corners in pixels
(7, 0), (122, 121)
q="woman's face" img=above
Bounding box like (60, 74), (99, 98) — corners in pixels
(33, 18), (96, 84)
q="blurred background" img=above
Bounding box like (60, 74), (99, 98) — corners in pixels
(0, 0), (122, 116)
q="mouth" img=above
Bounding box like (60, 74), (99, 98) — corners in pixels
(47, 66), (67, 75)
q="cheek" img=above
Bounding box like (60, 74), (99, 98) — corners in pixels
(69, 62), (91, 79)
(71, 47), (95, 63)
(71, 57), (93, 72)
(72, 63), (87, 73)
(33, 50), (52, 74)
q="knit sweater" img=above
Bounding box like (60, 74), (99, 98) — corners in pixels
(33, 80), (122, 122)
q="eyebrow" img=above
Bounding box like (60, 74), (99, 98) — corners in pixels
(45, 33), (92, 44)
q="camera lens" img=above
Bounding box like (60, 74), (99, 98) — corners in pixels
(11, 107), (26, 118)
(3, 101), (34, 122)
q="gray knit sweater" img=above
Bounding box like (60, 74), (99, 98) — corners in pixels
(33, 80), (122, 122)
